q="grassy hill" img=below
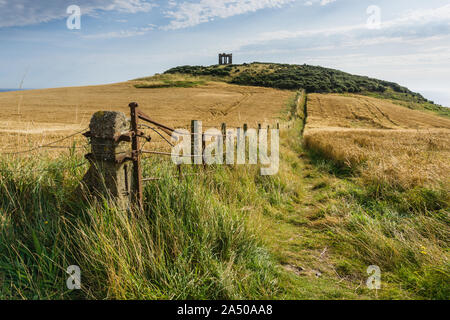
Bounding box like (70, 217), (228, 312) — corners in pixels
(164, 62), (450, 117)
(2, 90), (448, 300)
(1, 65), (449, 300)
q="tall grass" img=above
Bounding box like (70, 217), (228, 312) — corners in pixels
(2, 89), (448, 300)
(303, 131), (450, 299)
(324, 182), (450, 299)
(0, 153), (278, 299)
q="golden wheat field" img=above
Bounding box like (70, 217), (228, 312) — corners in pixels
(0, 81), (291, 153)
(304, 93), (450, 188)
(306, 93), (450, 130)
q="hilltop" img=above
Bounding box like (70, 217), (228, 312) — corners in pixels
(163, 62), (450, 117)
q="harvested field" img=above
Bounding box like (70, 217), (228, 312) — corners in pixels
(0, 81), (291, 153)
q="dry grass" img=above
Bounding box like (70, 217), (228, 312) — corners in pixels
(304, 94), (450, 189)
(0, 80), (291, 154)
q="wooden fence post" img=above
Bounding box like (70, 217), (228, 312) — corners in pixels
(177, 164), (182, 180)
(221, 123), (226, 164)
(191, 120), (202, 165)
(221, 123), (227, 140)
(202, 131), (207, 168)
(191, 120), (195, 164)
(82, 111), (133, 208)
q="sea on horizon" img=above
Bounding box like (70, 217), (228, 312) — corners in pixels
(0, 88), (28, 92)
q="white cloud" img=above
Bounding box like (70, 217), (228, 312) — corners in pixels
(320, 0), (336, 5)
(246, 4), (450, 45)
(382, 4), (450, 28)
(0, 0), (154, 28)
(163, 0), (296, 30)
(82, 25), (155, 39)
(304, 0), (336, 6)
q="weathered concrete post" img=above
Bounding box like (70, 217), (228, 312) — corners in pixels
(82, 111), (132, 208)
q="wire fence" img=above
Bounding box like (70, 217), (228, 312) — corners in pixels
(0, 121), (207, 176)
(0, 108), (278, 187)
(0, 127), (89, 155)
(0, 121), (271, 156)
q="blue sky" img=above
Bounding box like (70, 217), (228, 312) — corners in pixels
(1, 0), (450, 106)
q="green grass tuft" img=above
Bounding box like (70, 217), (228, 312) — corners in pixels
(0, 155), (278, 299)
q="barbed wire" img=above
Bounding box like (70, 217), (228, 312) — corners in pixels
(140, 123), (269, 138)
(142, 169), (217, 182)
(0, 160), (88, 175)
(0, 117), (275, 177)
(182, 126), (276, 133)
(139, 124), (175, 147)
(0, 127), (89, 155)
(141, 150), (209, 158)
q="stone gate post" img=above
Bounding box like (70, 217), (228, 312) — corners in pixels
(81, 111), (133, 208)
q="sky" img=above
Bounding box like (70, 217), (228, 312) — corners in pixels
(0, 0), (449, 106)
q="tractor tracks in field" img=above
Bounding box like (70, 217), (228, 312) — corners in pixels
(363, 99), (400, 128)
(224, 91), (253, 115)
(207, 91), (253, 121)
